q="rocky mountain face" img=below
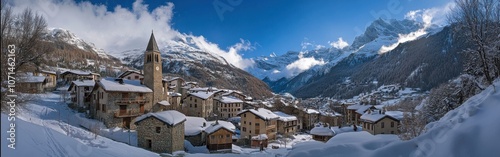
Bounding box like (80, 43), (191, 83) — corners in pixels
(40, 28), (123, 74)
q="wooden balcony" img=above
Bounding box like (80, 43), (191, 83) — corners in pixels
(114, 110), (142, 118)
(113, 98), (149, 104)
(266, 124), (276, 130)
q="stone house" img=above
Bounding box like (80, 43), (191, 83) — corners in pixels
(68, 80), (95, 109)
(273, 111), (298, 135)
(237, 108), (279, 140)
(346, 104), (375, 125)
(181, 90), (223, 119)
(60, 70), (100, 83)
(320, 111), (343, 127)
(135, 110), (186, 154)
(300, 108), (320, 130)
(310, 123), (335, 142)
(222, 90), (247, 101)
(17, 76), (47, 93)
(164, 77), (185, 93)
(117, 70), (143, 80)
(214, 96), (243, 120)
(184, 116), (208, 146)
(34, 70), (57, 90)
(89, 78), (152, 129)
(360, 110), (401, 135)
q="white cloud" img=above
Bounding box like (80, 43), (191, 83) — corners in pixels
(285, 56), (325, 76)
(8, 0), (255, 69)
(315, 45), (325, 50)
(329, 38), (349, 49)
(404, 10), (422, 21)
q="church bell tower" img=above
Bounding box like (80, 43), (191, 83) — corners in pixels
(143, 32), (163, 106)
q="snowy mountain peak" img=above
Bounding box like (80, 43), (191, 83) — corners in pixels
(351, 19), (423, 50)
(45, 28), (110, 59)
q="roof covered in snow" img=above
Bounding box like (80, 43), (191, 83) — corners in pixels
(304, 108), (320, 114)
(135, 110), (186, 126)
(184, 117), (207, 136)
(237, 108), (279, 120)
(61, 70), (98, 76)
(117, 70), (142, 79)
(360, 111), (401, 123)
(204, 120), (236, 134)
(188, 91), (220, 100)
(17, 76), (46, 83)
(355, 105), (373, 114)
(217, 96), (243, 104)
(251, 134), (268, 140)
(157, 100), (170, 106)
(273, 111), (298, 122)
(97, 78), (152, 93)
(310, 126), (335, 136)
(71, 80), (95, 87)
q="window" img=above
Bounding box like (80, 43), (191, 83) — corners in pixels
(102, 104), (106, 113)
(195, 104), (197, 108)
(249, 122), (252, 125)
(156, 127), (161, 133)
(135, 76), (139, 79)
(195, 99), (197, 103)
(220, 135), (223, 139)
(391, 122), (394, 128)
(226, 134), (230, 138)
(381, 122), (385, 128)
(255, 123), (260, 126)
(249, 130), (251, 133)
(190, 97), (192, 101)
(242, 127), (246, 131)
(127, 76), (131, 79)
(244, 113), (246, 117)
(100, 92), (103, 99)
(244, 121), (246, 124)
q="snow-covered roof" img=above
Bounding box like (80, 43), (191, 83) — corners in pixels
(204, 120), (236, 134)
(217, 96), (243, 104)
(347, 104), (362, 110)
(304, 108), (320, 114)
(310, 126), (335, 136)
(40, 70), (56, 75)
(158, 100), (170, 106)
(251, 134), (268, 140)
(320, 111), (343, 117)
(188, 91), (218, 100)
(62, 70), (97, 76)
(17, 76), (46, 83)
(360, 111), (401, 123)
(238, 108), (279, 120)
(71, 80), (95, 87)
(171, 93), (182, 97)
(97, 78), (152, 93)
(184, 117), (207, 136)
(356, 105), (373, 114)
(117, 70), (142, 79)
(135, 110), (186, 126)
(164, 77), (184, 82)
(273, 111), (298, 122)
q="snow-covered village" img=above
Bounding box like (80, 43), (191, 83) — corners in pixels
(1, 0), (500, 157)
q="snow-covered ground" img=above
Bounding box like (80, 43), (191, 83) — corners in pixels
(285, 80), (500, 157)
(1, 94), (157, 157)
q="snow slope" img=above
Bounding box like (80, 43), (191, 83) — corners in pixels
(0, 113), (158, 157)
(286, 80), (500, 157)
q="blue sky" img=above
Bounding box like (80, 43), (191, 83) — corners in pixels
(81, 0), (452, 58)
(9, 0), (453, 67)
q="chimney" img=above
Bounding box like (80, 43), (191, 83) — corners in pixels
(379, 110), (382, 114)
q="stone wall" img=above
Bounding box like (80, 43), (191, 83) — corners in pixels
(136, 117), (184, 154)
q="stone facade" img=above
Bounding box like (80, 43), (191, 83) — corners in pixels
(276, 119), (297, 135)
(239, 112), (277, 140)
(214, 99), (243, 120)
(136, 117), (185, 154)
(90, 86), (152, 129)
(182, 94), (215, 118)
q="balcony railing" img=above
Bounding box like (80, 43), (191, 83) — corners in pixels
(113, 98), (149, 104)
(114, 110), (143, 118)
